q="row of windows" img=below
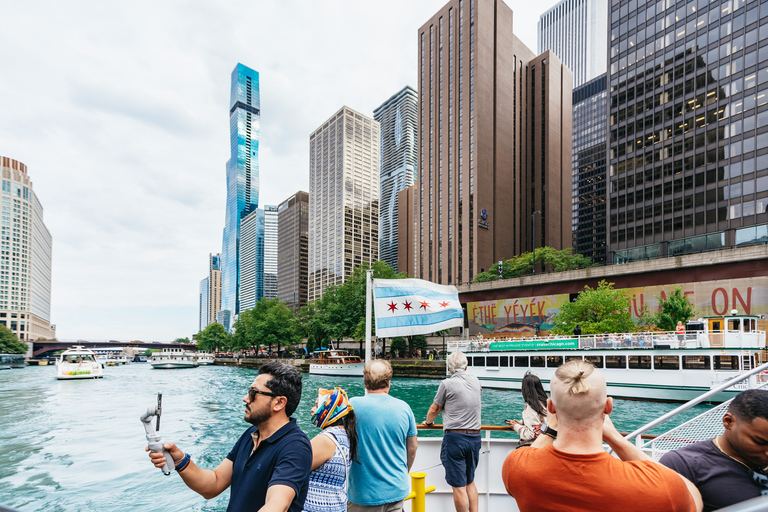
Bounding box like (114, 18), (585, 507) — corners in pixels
(468, 353), (746, 370)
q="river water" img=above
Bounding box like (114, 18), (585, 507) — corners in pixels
(0, 363), (714, 511)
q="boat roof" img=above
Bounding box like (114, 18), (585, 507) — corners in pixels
(61, 346), (97, 355)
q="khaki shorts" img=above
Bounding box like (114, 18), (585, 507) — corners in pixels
(347, 500), (405, 512)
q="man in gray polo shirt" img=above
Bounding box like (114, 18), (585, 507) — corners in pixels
(422, 351), (481, 512)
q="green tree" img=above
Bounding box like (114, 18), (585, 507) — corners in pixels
(174, 337), (191, 344)
(474, 247), (595, 282)
(549, 280), (636, 335)
(0, 325), (27, 354)
(232, 298), (300, 354)
(195, 323), (231, 352)
(390, 337), (407, 357)
(649, 286), (697, 331)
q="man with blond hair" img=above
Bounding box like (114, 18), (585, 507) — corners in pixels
(348, 359), (418, 512)
(502, 360), (702, 512)
(422, 351), (481, 512)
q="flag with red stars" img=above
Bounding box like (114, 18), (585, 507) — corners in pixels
(373, 278), (464, 337)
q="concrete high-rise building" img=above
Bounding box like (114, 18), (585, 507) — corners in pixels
(277, 191), (309, 313)
(405, 0), (573, 284)
(309, 107), (380, 301)
(572, 75), (609, 263)
(0, 156), (54, 342)
(221, 63), (260, 329)
(374, 86), (418, 272)
(239, 209), (264, 311)
(608, 0), (768, 262)
(263, 205), (278, 300)
(538, 0), (608, 88)
(199, 253), (222, 331)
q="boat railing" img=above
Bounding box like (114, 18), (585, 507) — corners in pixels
(622, 360), (768, 453)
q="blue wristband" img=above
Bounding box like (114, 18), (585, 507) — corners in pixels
(175, 453), (191, 472)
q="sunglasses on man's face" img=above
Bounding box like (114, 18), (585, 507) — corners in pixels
(749, 469), (768, 495)
(248, 388), (280, 401)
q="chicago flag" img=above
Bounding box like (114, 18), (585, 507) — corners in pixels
(373, 278), (464, 337)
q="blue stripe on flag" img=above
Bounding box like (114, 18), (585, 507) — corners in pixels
(376, 309), (464, 329)
(374, 286), (458, 301)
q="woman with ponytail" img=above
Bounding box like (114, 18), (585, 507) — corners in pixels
(505, 373), (548, 446)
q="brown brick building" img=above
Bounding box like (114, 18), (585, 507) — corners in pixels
(400, 0), (573, 285)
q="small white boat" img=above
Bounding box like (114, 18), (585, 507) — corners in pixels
(195, 352), (215, 365)
(309, 349), (364, 377)
(55, 346), (104, 380)
(0, 354), (25, 369)
(150, 348), (197, 369)
(93, 347), (131, 366)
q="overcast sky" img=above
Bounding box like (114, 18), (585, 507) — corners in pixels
(0, 0), (561, 341)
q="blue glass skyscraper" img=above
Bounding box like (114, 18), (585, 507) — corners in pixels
(221, 63), (260, 329)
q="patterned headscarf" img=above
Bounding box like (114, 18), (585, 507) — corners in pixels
(311, 387), (353, 429)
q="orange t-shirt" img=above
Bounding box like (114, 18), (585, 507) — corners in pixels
(502, 445), (696, 512)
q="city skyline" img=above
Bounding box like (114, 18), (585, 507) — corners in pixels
(0, 0), (569, 340)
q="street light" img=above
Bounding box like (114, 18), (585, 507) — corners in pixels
(532, 211), (541, 275)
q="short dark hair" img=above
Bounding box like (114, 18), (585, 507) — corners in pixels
(728, 389), (768, 422)
(259, 361), (303, 417)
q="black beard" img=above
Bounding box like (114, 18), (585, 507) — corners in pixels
(245, 405), (270, 427)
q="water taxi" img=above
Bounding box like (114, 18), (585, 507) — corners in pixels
(451, 312), (766, 403)
(150, 348), (197, 369)
(309, 349), (364, 377)
(93, 347), (131, 366)
(55, 346), (104, 380)
(0, 353), (25, 369)
(194, 352), (214, 365)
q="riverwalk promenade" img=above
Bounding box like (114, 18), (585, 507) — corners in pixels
(214, 357), (446, 379)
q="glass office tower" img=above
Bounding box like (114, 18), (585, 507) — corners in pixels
(263, 205), (278, 300)
(608, 0), (768, 262)
(239, 209), (265, 311)
(221, 63), (260, 329)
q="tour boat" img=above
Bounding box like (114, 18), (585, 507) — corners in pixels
(93, 347), (131, 366)
(0, 353), (25, 369)
(309, 349), (364, 377)
(150, 348), (197, 369)
(55, 346), (104, 380)
(451, 313), (766, 403)
(195, 352), (215, 365)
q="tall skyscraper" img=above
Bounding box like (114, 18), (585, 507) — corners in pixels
(263, 205), (278, 300)
(199, 253), (222, 331)
(538, 0), (608, 88)
(277, 191), (309, 313)
(374, 86), (418, 272)
(221, 63), (260, 329)
(309, 107), (380, 301)
(608, 0), (768, 262)
(239, 208), (264, 311)
(0, 156), (54, 342)
(572, 75), (609, 263)
(405, 0), (573, 285)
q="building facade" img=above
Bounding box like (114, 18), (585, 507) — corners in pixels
(0, 156), (54, 342)
(538, 0), (608, 88)
(199, 277), (209, 332)
(407, 0), (573, 285)
(572, 75), (609, 263)
(309, 106), (380, 301)
(263, 205), (278, 300)
(199, 253), (222, 331)
(221, 63), (260, 328)
(608, 0), (768, 262)
(374, 86), (418, 272)
(239, 208), (264, 311)
(277, 191), (309, 313)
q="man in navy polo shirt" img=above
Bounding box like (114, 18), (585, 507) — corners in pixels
(148, 361), (312, 512)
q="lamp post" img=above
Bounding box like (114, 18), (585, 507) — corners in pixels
(532, 211), (541, 275)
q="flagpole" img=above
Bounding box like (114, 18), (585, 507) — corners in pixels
(365, 269), (373, 366)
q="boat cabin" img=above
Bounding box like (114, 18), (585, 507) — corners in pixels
(311, 350), (362, 365)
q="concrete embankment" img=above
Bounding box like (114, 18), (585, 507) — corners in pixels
(214, 358), (446, 379)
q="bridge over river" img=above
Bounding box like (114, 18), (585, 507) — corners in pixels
(30, 340), (196, 357)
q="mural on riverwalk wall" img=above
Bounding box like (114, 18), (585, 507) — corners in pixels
(466, 276), (768, 336)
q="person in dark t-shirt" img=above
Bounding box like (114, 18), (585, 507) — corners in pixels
(147, 361), (312, 512)
(660, 389), (768, 511)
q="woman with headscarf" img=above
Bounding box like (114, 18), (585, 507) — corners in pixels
(303, 387), (358, 512)
(504, 373), (548, 447)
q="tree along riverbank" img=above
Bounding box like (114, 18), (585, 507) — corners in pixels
(213, 357), (446, 379)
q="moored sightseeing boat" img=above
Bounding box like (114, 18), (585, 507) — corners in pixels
(0, 353), (25, 369)
(309, 349), (364, 377)
(451, 312), (766, 403)
(150, 348), (197, 369)
(194, 352), (214, 365)
(55, 346), (104, 380)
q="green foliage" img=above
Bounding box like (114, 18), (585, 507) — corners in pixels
(648, 286), (696, 331)
(0, 324), (27, 354)
(549, 280), (636, 335)
(232, 298), (300, 353)
(195, 323), (231, 352)
(474, 247), (595, 283)
(305, 332), (315, 354)
(174, 337), (191, 344)
(390, 337), (407, 357)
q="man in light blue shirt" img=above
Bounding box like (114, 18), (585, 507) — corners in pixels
(348, 360), (418, 512)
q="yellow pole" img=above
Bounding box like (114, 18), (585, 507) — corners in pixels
(405, 472), (436, 512)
